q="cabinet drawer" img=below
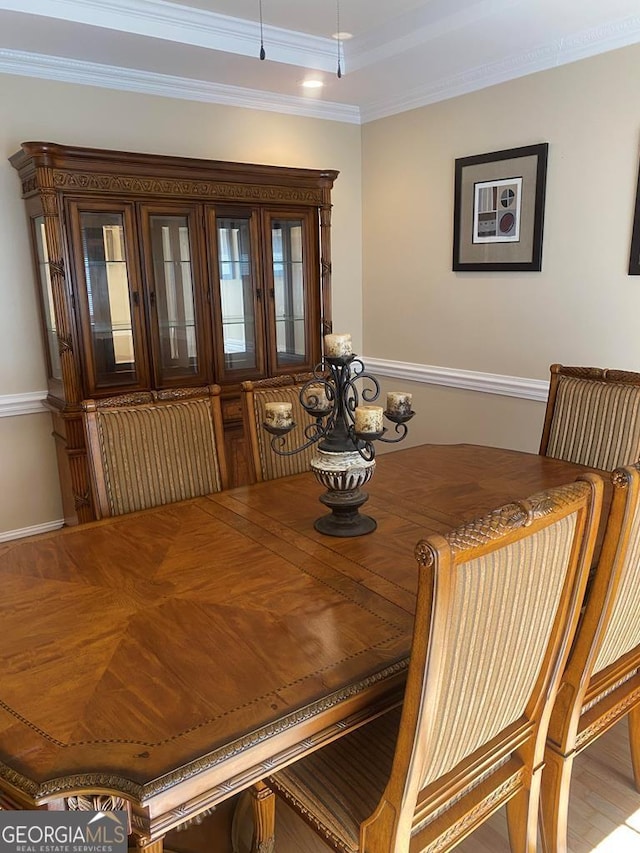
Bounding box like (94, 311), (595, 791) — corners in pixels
(222, 397), (243, 423)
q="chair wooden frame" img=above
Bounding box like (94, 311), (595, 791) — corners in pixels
(241, 372), (320, 483)
(83, 385), (228, 518)
(539, 363), (640, 470)
(248, 475), (603, 853)
(540, 463), (640, 853)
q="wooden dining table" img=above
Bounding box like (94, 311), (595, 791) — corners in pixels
(0, 443), (603, 850)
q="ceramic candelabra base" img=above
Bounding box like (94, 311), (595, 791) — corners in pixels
(310, 449), (376, 537)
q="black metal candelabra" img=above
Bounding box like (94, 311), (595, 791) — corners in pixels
(263, 353), (414, 537)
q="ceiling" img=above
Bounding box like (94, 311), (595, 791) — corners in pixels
(0, 0), (639, 124)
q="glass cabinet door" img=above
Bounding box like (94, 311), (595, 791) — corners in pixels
(143, 209), (208, 385)
(264, 209), (320, 373)
(69, 202), (148, 393)
(211, 212), (265, 380)
(32, 216), (62, 382)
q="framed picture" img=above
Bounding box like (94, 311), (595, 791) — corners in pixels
(628, 156), (640, 275)
(453, 143), (549, 271)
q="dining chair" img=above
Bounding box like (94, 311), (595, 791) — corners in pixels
(241, 373), (322, 482)
(540, 462), (640, 853)
(83, 385), (228, 518)
(247, 474), (603, 853)
(539, 363), (640, 470)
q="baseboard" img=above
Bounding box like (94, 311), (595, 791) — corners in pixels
(0, 519), (65, 542)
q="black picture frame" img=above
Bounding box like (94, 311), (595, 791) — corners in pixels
(453, 143), (548, 272)
(628, 156), (640, 275)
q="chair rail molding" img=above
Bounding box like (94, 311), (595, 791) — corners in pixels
(363, 357), (549, 402)
(0, 391), (48, 418)
(0, 372), (548, 419)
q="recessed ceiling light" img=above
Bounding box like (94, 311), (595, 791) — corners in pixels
(332, 32), (353, 40)
(302, 80), (324, 89)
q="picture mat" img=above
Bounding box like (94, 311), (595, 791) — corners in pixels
(459, 154), (538, 264)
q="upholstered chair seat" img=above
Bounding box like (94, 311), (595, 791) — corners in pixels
(273, 707), (401, 853)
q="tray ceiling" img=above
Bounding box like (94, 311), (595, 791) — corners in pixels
(0, 0), (639, 123)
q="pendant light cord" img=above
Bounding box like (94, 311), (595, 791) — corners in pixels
(336, 0), (342, 78)
(259, 0), (265, 60)
(259, 1), (343, 76)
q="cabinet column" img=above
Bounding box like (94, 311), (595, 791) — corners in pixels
(37, 165), (82, 402)
(320, 186), (333, 336)
(37, 164), (93, 523)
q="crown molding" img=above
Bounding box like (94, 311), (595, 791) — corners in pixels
(360, 14), (640, 122)
(0, 390), (48, 418)
(360, 42), (557, 122)
(0, 0), (337, 70)
(0, 49), (361, 123)
(363, 357), (548, 403)
(559, 13), (640, 62)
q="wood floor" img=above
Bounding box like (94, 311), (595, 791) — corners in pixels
(168, 717), (640, 853)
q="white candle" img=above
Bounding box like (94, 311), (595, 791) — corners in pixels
(324, 333), (352, 358)
(305, 384), (330, 412)
(264, 401), (293, 429)
(354, 405), (384, 434)
(386, 391), (413, 416)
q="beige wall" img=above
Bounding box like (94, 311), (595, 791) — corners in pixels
(362, 43), (640, 451)
(373, 377), (543, 457)
(0, 74), (362, 535)
(0, 414), (63, 535)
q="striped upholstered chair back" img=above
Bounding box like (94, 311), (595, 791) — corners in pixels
(83, 385), (228, 518)
(540, 363), (640, 470)
(241, 373), (321, 482)
(541, 463), (640, 852)
(262, 476), (602, 853)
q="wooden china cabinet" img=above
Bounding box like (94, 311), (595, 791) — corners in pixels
(10, 142), (338, 524)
